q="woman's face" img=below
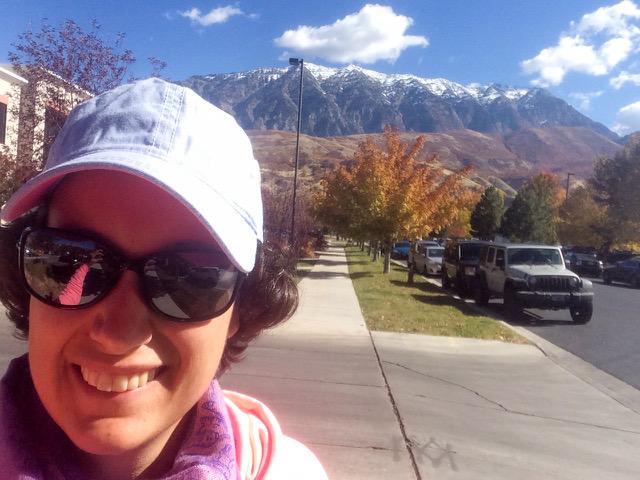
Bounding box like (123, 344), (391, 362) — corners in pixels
(28, 171), (238, 457)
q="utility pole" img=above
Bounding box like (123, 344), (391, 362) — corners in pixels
(288, 57), (303, 247)
(565, 172), (574, 201)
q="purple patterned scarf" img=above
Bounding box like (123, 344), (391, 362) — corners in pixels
(0, 355), (238, 479)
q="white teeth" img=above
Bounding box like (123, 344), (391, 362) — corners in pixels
(80, 366), (159, 392)
(96, 373), (112, 392)
(112, 375), (128, 393)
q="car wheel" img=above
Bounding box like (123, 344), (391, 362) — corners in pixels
(442, 271), (451, 289)
(503, 287), (522, 319)
(603, 272), (612, 285)
(570, 304), (593, 324)
(456, 275), (468, 297)
(634, 276), (640, 289)
(474, 278), (489, 306)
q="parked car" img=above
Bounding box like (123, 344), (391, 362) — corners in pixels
(566, 252), (604, 277)
(408, 240), (439, 268)
(442, 239), (488, 294)
(603, 250), (638, 266)
(563, 246), (598, 256)
(391, 240), (411, 259)
(474, 242), (594, 323)
(411, 245), (444, 275)
(602, 259), (640, 288)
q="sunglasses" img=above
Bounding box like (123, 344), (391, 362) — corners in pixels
(18, 227), (244, 322)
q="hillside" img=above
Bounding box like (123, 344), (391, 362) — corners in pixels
(248, 127), (622, 196)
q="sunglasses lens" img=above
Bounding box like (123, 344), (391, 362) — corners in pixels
(20, 228), (240, 321)
(144, 252), (239, 320)
(21, 229), (117, 307)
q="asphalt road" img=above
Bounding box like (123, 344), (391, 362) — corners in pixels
(494, 278), (640, 390)
(396, 259), (640, 390)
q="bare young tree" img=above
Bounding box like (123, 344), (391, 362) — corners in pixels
(1, 19), (167, 204)
(9, 19), (137, 95)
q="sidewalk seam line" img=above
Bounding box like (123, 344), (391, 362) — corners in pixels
(346, 248), (422, 479)
(368, 328), (422, 480)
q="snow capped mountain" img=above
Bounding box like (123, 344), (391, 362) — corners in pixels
(180, 63), (617, 140)
(303, 62), (529, 103)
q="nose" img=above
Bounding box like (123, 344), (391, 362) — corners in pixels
(88, 270), (153, 354)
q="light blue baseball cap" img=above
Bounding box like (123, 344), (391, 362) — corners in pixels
(1, 78), (263, 273)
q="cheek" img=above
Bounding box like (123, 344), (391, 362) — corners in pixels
(27, 300), (72, 401)
(164, 310), (234, 386)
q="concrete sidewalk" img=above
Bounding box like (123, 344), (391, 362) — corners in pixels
(221, 243), (640, 480)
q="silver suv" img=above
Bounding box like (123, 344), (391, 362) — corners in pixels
(474, 243), (594, 323)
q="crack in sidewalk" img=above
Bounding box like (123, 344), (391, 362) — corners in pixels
(384, 360), (640, 435)
(369, 335), (422, 480)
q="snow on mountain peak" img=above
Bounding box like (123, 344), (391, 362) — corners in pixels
(303, 63), (338, 80)
(301, 63), (530, 102)
(237, 63), (530, 103)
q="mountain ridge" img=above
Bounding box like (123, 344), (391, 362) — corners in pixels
(180, 63), (618, 141)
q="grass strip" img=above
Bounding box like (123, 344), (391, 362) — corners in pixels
(345, 246), (525, 343)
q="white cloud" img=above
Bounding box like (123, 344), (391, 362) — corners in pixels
(611, 100), (640, 134)
(521, 0), (640, 86)
(568, 91), (604, 110)
(273, 4), (428, 64)
(610, 69), (640, 87)
(179, 5), (244, 26)
(573, 0), (640, 35)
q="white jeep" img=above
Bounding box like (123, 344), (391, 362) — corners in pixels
(474, 243), (594, 323)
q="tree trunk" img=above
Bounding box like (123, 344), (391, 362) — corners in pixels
(367, 240), (372, 256)
(372, 240), (379, 262)
(407, 261), (415, 285)
(383, 248), (391, 274)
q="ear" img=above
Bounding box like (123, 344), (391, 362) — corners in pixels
(227, 306), (240, 339)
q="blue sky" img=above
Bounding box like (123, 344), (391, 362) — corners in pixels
(2, 0), (640, 135)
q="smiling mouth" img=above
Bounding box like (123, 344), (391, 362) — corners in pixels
(79, 366), (160, 393)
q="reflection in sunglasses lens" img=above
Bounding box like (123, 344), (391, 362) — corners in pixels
(21, 228), (238, 321)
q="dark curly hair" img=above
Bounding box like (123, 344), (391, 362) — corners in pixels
(0, 207), (298, 375)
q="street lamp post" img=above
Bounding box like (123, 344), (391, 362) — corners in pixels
(565, 172), (574, 200)
(289, 57), (303, 247)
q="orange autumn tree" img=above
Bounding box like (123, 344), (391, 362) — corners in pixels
(439, 188), (481, 238)
(315, 127), (473, 273)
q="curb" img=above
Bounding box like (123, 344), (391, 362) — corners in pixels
(390, 258), (640, 415)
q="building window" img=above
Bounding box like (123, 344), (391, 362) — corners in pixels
(0, 98), (7, 145)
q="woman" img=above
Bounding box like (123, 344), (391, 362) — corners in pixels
(0, 78), (327, 479)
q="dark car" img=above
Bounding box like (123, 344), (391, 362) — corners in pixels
(391, 240), (411, 259)
(566, 253), (603, 277)
(442, 239), (488, 295)
(603, 259), (640, 288)
(603, 250), (638, 266)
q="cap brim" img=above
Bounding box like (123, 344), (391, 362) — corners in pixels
(1, 151), (259, 273)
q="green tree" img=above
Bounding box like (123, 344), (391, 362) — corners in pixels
(500, 173), (562, 243)
(590, 137), (640, 249)
(470, 186), (504, 240)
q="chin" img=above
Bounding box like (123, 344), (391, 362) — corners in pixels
(65, 419), (153, 455)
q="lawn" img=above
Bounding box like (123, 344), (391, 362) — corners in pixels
(345, 246), (525, 343)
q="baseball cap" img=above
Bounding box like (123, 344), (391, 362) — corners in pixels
(0, 77), (263, 273)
